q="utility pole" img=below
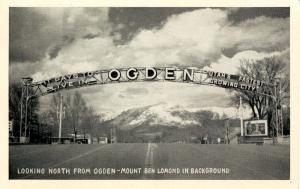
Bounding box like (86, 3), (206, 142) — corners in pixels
(24, 87), (28, 138)
(114, 128), (117, 143)
(239, 96), (244, 137)
(58, 94), (63, 144)
(19, 96), (23, 140)
(275, 83), (279, 139)
(267, 95), (275, 145)
(280, 108), (284, 136)
(19, 77), (32, 143)
(274, 82), (279, 144)
(224, 118), (230, 144)
(110, 128), (113, 143)
(279, 81), (283, 136)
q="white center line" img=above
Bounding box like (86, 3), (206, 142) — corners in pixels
(144, 142), (151, 167)
(143, 142), (156, 179)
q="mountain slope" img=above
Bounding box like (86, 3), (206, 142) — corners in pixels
(96, 103), (240, 143)
(108, 103), (201, 130)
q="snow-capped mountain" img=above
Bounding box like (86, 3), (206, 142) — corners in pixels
(106, 102), (241, 130)
(189, 106), (252, 119)
(126, 103), (199, 127)
(97, 102), (242, 143)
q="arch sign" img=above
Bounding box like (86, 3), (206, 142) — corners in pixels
(24, 67), (272, 99)
(19, 67), (279, 141)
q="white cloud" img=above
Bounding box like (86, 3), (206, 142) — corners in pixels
(205, 50), (288, 74)
(31, 9), (230, 81)
(221, 16), (289, 52)
(31, 8), (289, 80)
(23, 8), (289, 114)
(34, 8), (110, 39)
(128, 9), (228, 67)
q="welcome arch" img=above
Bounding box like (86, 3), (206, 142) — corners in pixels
(18, 67), (282, 140)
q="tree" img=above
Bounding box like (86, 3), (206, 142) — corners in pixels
(195, 110), (214, 126)
(46, 93), (62, 138)
(81, 107), (102, 139)
(9, 81), (39, 137)
(43, 91), (105, 142)
(69, 91), (87, 140)
(229, 56), (289, 135)
(37, 111), (52, 143)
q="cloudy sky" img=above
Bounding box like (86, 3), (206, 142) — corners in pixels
(9, 7), (290, 116)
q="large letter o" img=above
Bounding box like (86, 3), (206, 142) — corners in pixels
(108, 69), (121, 81)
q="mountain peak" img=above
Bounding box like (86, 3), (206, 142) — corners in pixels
(109, 103), (200, 130)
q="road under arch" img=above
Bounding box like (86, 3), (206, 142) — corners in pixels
(18, 67), (280, 141)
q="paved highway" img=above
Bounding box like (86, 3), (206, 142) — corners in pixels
(9, 143), (290, 180)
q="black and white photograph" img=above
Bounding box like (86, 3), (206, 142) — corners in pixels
(7, 6), (293, 181)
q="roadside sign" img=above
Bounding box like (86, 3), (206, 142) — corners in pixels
(244, 119), (268, 136)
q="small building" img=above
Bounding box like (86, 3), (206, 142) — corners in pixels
(51, 137), (73, 144)
(51, 133), (91, 144)
(69, 134), (91, 144)
(99, 136), (108, 144)
(91, 136), (108, 144)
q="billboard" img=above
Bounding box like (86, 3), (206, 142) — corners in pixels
(244, 120), (268, 136)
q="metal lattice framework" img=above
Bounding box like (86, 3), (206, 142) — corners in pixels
(18, 67), (283, 142)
